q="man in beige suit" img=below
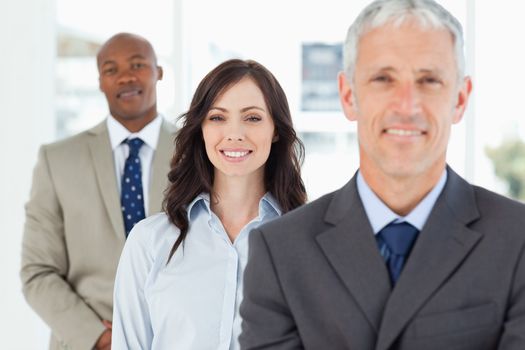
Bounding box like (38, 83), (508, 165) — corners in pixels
(21, 33), (174, 350)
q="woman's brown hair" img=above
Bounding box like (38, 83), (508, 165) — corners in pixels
(163, 59), (306, 261)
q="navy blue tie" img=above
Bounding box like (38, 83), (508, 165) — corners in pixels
(121, 138), (145, 236)
(377, 222), (419, 284)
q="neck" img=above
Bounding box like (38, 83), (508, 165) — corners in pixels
(114, 111), (157, 133)
(211, 173), (266, 242)
(360, 163), (445, 216)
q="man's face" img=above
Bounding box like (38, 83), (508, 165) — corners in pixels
(339, 21), (471, 180)
(97, 36), (163, 127)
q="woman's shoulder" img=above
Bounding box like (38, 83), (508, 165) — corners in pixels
(126, 212), (181, 252)
(136, 212), (172, 230)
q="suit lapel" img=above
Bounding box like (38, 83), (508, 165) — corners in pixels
(316, 176), (392, 333)
(147, 120), (174, 214)
(88, 121), (125, 239)
(376, 168), (482, 350)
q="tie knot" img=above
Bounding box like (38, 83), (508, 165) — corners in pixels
(125, 138), (144, 156)
(379, 222), (419, 256)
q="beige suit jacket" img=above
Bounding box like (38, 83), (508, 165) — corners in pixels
(21, 119), (175, 349)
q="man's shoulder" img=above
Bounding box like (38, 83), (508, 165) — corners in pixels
(443, 168), (525, 230)
(472, 185), (525, 223)
(160, 118), (177, 134)
(156, 118), (176, 155)
(43, 122), (105, 154)
(257, 189), (340, 238)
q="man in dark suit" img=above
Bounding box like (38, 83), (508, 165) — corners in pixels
(21, 33), (174, 350)
(239, 1), (525, 349)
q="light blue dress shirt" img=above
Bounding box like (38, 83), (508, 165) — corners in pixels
(112, 192), (281, 350)
(356, 170), (447, 258)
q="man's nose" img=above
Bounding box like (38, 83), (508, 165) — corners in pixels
(117, 70), (137, 84)
(391, 82), (422, 116)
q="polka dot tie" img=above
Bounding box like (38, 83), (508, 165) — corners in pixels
(121, 138), (145, 237)
(377, 222), (419, 285)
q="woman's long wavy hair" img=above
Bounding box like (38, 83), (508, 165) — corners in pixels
(163, 59), (307, 262)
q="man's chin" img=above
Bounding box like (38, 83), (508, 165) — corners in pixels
(378, 158), (430, 179)
(382, 159), (438, 179)
(112, 110), (149, 121)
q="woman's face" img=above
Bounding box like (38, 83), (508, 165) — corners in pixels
(201, 77), (276, 183)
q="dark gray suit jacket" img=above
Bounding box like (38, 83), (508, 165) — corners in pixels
(240, 168), (525, 350)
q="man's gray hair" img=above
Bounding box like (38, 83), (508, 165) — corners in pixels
(343, 0), (465, 80)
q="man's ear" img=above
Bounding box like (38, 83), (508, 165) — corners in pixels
(157, 66), (164, 81)
(452, 76), (472, 124)
(338, 71), (358, 121)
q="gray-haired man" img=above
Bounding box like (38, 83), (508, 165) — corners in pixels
(240, 1), (525, 349)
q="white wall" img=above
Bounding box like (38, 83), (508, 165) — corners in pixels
(1, 0), (56, 348)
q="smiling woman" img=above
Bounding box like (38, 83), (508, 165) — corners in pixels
(201, 77), (276, 182)
(111, 58), (307, 349)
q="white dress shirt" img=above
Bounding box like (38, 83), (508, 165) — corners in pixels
(107, 115), (163, 215)
(112, 193), (281, 350)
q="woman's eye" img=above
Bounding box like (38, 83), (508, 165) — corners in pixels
(245, 115), (262, 122)
(208, 115), (224, 121)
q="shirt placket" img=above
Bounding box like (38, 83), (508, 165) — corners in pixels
(208, 215), (239, 350)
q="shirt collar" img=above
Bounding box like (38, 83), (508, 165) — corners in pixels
(356, 169), (447, 234)
(107, 114), (163, 151)
(187, 193), (211, 220)
(186, 192), (282, 221)
(260, 192), (282, 217)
